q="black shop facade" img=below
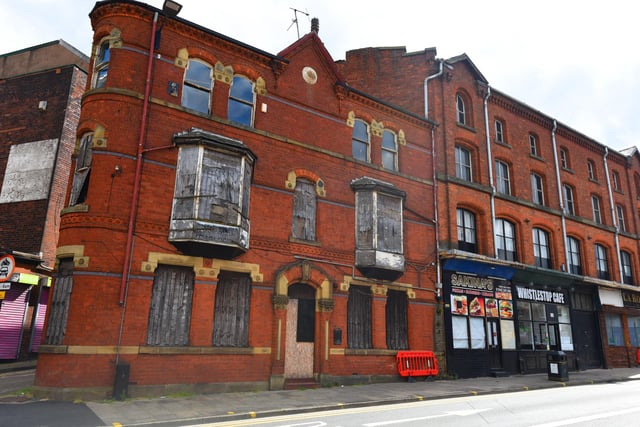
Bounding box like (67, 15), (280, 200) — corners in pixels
(442, 257), (603, 378)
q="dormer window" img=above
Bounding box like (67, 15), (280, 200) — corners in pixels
(351, 177), (405, 280)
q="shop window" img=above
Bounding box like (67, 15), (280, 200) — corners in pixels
(169, 130), (256, 258)
(628, 316), (640, 347)
(457, 208), (477, 253)
(567, 236), (582, 275)
(450, 294), (488, 350)
(347, 285), (372, 349)
(517, 300), (572, 351)
(182, 59), (213, 114)
(213, 271), (251, 347)
(352, 177), (405, 279)
(352, 119), (370, 162)
(93, 40), (110, 88)
(69, 133), (93, 206)
(595, 244), (610, 280)
(455, 145), (472, 181)
(456, 93), (466, 125)
(382, 129), (398, 172)
(532, 228), (551, 269)
(495, 218), (517, 261)
(386, 289), (408, 350)
(291, 179), (316, 241)
(495, 160), (511, 195)
(605, 313), (624, 346)
(146, 265), (194, 346)
(228, 75), (255, 126)
(620, 250), (634, 285)
(45, 258), (74, 345)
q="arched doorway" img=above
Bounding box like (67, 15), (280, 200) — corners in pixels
(285, 283), (315, 378)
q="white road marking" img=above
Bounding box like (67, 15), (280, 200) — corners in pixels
(529, 406), (640, 427)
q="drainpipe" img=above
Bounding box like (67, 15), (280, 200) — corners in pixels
(482, 85), (497, 257)
(119, 12), (159, 305)
(115, 12), (159, 370)
(424, 62), (443, 295)
(550, 120), (569, 271)
(424, 59), (444, 119)
(603, 147), (623, 281)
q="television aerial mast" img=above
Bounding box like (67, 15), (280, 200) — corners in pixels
(288, 7), (309, 39)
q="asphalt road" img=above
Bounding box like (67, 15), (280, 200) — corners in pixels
(202, 381), (640, 427)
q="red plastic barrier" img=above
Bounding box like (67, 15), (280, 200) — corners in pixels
(396, 350), (439, 378)
(637, 348), (640, 364)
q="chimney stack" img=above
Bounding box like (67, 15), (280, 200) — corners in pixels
(311, 17), (319, 34)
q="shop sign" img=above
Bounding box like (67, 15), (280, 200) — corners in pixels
(0, 254), (15, 282)
(450, 273), (494, 297)
(622, 291), (640, 309)
(515, 285), (566, 304)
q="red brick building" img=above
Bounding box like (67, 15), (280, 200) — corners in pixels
(0, 41), (88, 361)
(340, 47), (640, 376)
(33, 1), (438, 399)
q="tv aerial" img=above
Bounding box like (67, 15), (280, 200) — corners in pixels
(288, 7), (309, 39)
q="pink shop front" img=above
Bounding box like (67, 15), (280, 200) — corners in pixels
(0, 261), (50, 360)
(442, 259), (603, 378)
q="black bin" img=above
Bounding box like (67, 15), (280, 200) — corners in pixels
(547, 351), (568, 381)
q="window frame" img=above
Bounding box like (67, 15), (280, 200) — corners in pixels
(531, 173), (545, 205)
(587, 160), (596, 180)
(495, 160), (511, 195)
(181, 59), (213, 115)
(595, 244), (610, 280)
(456, 94), (466, 125)
(347, 285), (372, 349)
(616, 204), (626, 231)
(621, 250), (634, 285)
(495, 218), (517, 261)
(494, 119), (504, 143)
(228, 75), (256, 126)
(562, 184), (575, 215)
(559, 148), (568, 169)
(605, 313), (624, 346)
(381, 129), (398, 172)
(567, 236), (582, 275)
(352, 119), (370, 162)
(92, 40), (110, 89)
(456, 208), (477, 253)
(212, 271), (251, 347)
(612, 171), (621, 191)
(529, 134), (538, 156)
(532, 227), (552, 269)
(291, 178), (317, 242)
(69, 133), (93, 206)
(591, 195), (602, 224)
(455, 145), (472, 182)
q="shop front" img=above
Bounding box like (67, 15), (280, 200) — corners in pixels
(599, 287), (640, 368)
(443, 258), (603, 378)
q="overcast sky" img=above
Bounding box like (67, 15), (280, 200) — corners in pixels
(2, 0), (638, 152)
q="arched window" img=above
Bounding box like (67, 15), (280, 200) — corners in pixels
(228, 75), (255, 126)
(595, 244), (609, 280)
(456, 208), (477, 253)
(352, 119), (370, 162)
(182, 59), (213, 114)
(495, 219), (517, 261)
(456, 94), (466, 125)
(69, 133), (93, 206)
(567, 236), (582, 275)
(382, 129), (398, 171)
(291, 179), (316, 241)
(532, 228), (551, 268)
(93, 40), (110, 88)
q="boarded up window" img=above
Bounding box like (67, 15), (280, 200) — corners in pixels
(46, 258), (74, 345)
(213, 271), (251, 347)
(146, 265), (194, 346)
(386, 289), (408, 349)
(291, 179), (316, 241)
(377, 194), (402, 253)
(347, 285), (372, 349)
(69, 133), (93, 206)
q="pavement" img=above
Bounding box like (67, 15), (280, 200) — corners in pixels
(2, 360), (640, 427)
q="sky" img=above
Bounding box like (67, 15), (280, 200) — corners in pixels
(2, 0), (638, 152)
